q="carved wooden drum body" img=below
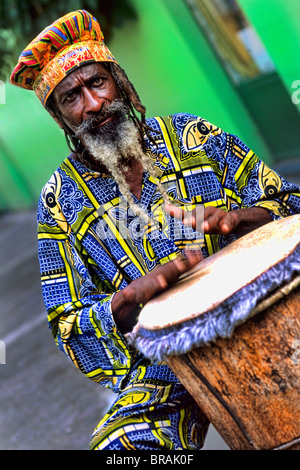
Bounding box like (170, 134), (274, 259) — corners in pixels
(130, 215), (300, 450)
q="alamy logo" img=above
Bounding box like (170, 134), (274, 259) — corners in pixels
(0, 81), (5, 104)
(291, 80), (300, 105)
(291, 339), (300, 365)
(0, 340), (6, 364)
(96, 201), (205, 241)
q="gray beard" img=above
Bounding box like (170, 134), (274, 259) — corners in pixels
(74, 100), (170, 221)
(75, 100), (141, 171)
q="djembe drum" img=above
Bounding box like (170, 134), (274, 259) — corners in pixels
(130, 215), (300, 450)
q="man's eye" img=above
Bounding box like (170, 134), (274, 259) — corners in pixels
(64, 91), (76, 103)
(93, 76), (104, 86)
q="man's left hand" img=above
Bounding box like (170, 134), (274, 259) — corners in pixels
(164, 204), (272, 237)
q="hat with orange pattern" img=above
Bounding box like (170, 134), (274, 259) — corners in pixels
(10, 10), (117, 107)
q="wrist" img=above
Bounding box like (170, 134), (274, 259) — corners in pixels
(233, 207), (272, 238)
(111, 290), (141, 334)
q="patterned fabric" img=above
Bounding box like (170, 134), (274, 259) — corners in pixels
(89, 362), (209, 450)
(37, 113), (300, 448)
(10, 10), (116, 106)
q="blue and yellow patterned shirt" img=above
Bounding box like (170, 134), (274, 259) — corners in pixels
(37, 113), (300, 392)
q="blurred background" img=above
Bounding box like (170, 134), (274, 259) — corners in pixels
(1, 0), (300, 450)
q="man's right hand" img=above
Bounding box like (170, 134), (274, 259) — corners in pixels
(111, 250), (203, 333)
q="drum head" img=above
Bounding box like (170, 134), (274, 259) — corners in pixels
(129, 215), (300, 361)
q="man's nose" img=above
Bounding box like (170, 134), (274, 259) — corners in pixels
(82, 88), (103, 116)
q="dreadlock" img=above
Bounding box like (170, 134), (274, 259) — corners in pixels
(45, 94), (80, 155)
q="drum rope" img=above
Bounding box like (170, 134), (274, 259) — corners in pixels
(273, 436), (300, 450)
(181, 354), (259, 450)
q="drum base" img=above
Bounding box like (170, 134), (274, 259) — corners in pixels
(167, 285), (300, 451)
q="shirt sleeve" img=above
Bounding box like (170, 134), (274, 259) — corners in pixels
(37, 197), (134, 393)
(224, 133), (300, 219)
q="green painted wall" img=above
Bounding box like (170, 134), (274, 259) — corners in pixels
(109, 0), (272, 156)
(0, 84), (68, 210)
(239, 0), (300, 112)
(0, 0), (275, 211)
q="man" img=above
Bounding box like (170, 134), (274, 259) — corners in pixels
(11, 10), (300, 450)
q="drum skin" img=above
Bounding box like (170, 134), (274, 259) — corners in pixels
(131, 215), (300, 450)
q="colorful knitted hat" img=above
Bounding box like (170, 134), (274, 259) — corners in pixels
(10, 10), (117, 107)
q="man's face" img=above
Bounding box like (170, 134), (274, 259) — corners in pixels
(52, 62), (121, 131)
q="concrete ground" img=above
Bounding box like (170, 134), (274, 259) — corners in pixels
(0, 162), (298, 450)
(0, 209), (229, 450)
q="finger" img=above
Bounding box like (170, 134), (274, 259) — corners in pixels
(182, 249), (203, 269)
(186, 248), (204, 261)
(203, 207), (233, 234)
(172, 250), (202, 275)
(164, 204), (181, 218)
(203, 208), (223, 233)
(218, 213), (237, 235)
(202, 206), (218, 233)
(219, 220), (231, 235)
(154, 255), (193, 285)
(156, 274), (168, 290)
(164, 204), (197, 229)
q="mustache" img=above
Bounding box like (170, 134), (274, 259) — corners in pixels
(74, 100), (129, 136)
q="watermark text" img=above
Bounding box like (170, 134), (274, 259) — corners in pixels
(96, 201), (204, 242)
(0, 81), (6, 104)
(291, 339), (300, 365)
(0, 340), (6, 364)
